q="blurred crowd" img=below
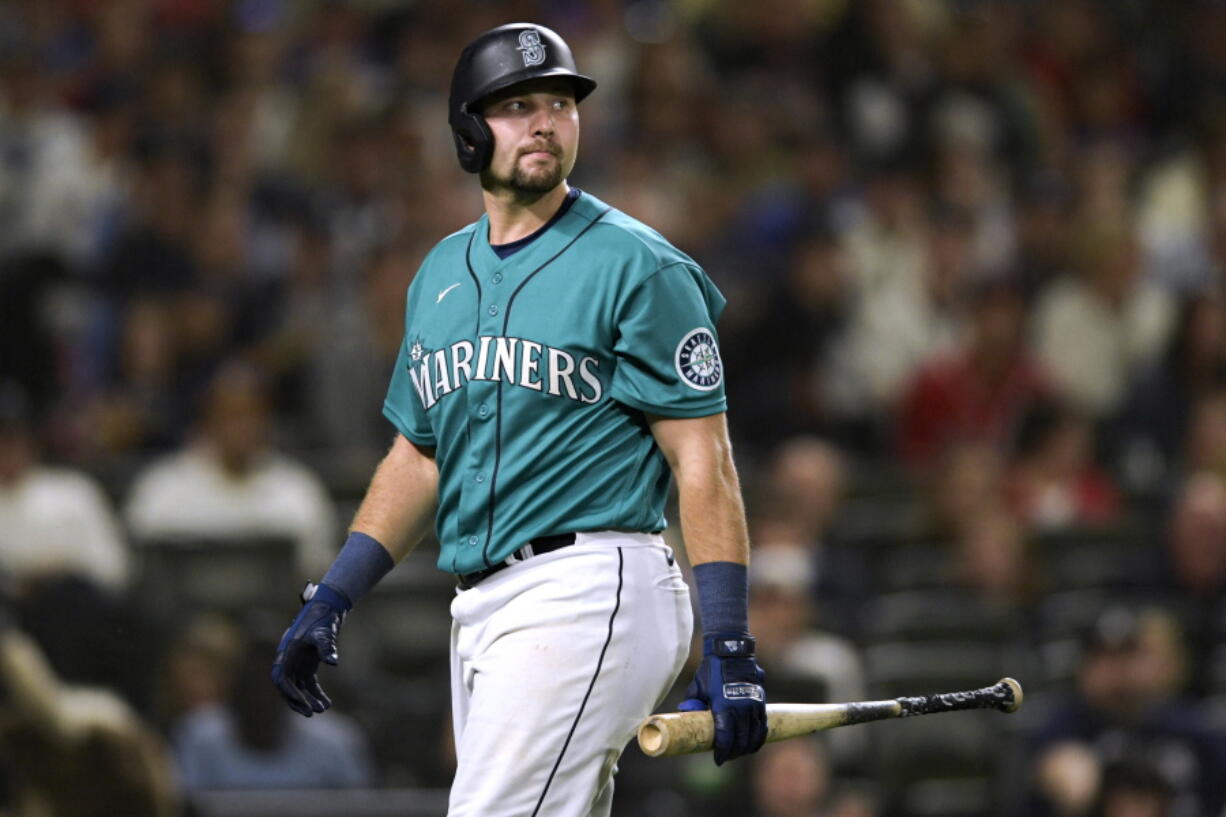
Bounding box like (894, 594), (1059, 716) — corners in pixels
(3, 0), (1226, 816)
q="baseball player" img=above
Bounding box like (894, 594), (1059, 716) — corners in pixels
(272, 23), (768, 816)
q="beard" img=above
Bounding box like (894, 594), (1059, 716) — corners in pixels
(481, 150), (566, 202)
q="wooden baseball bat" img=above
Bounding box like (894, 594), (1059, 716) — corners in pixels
(637, 677), (1023, 758)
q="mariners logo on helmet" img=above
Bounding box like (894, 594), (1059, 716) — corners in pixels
(517, 29), (546, 67)
(675, 328), (723, 391)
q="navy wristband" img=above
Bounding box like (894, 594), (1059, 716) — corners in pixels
(305, 581), (352, 611)
(319, 531), (395, 608)
(691, 561), (749, 636)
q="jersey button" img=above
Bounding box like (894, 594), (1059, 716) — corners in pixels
(475, 472), (486, 483)
(491, 273), (503, 284)
(477, 403), (489, 417)
(467, 535), (478, 546)
(487, 304), (499, 316)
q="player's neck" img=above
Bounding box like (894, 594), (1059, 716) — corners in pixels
(483, 183), (571, 246)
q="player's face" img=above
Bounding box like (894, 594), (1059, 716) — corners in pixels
(480, 80), (579, 199)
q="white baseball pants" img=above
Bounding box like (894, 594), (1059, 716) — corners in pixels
(447, 532), (693, 817)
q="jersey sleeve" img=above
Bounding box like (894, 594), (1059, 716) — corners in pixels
(609, 262), (728, 417)
(384, 336), (437, 446)
(383, 274), (437, 447)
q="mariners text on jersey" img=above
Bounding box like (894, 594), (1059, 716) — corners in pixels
(406, 336), (603, 410)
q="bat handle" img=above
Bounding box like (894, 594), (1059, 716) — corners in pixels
(897, 677), (1023, 716)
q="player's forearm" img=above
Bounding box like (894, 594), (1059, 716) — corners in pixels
(350, 433), (440, 564)
(648, 412), (750, 566)
(673, 441), (751, 567)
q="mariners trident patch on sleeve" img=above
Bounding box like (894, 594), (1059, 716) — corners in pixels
(675, 328), (723, 391)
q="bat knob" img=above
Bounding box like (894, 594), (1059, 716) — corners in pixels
(998, 677), (1024, 713)
(638, 719), (668, 756)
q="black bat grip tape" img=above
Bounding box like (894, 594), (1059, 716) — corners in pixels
(896, 680), (1016, 717)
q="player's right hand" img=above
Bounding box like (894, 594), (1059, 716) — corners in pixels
(678, 633), (768, 765)
(270, 582), (350, 717)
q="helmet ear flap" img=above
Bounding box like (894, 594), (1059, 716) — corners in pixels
(453, 108), (493, 174)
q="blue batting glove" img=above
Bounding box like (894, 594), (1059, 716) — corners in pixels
(678, 633), (767, 765)
(271, 582), (350, 717)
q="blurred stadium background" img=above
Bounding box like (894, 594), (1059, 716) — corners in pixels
(2, 0), (1226, 815)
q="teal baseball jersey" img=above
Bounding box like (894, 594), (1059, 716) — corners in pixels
(383, 191), (727, 575)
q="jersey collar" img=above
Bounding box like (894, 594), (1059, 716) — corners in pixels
(474, 190), (602, 269)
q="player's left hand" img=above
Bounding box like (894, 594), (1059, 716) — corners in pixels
(678, 633), (767, 765)
(270, 582), (350, 717)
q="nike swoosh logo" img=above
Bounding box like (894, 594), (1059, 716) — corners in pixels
(437, 283), (461, 304)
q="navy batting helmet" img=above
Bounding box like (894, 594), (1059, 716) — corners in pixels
(449, 23), (596, 173)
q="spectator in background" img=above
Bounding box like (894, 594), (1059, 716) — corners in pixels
(124, 362), (337, 577)
(0, 621), (179, 817)
(1161, 471), (1226, 695)
(100, 140), (203, 299)
(925, 6), (1040, 181)
(1164, 472), (1226, 603)
(927, 142), (1016, 278)
(825, 202), (971, 441)
(1032, 221), (1175, 419)
(1006, 401), (1120, 530)
(952, 504), (1038, 611)
(897, 278), (1050, 468)
(747, 543), (867, 769)
(81, 297), (187, 457)
(172, 627), (374, 790)
(1182, 388), (1226, 479)
(1118, 290), (1226, 489)
(1092, 758), (1176, 817)
(1012, 174), (1072, 301)
(915, 441), (1007, 543)
(0, 252), (69, 415)
(1135, 105), (1226, 295)
(0, 51), (101, 262)
(727, 224), (852, 450)
(751, 437), (867, 636)
(252, 231), (421, 464)
(1027, 607), (1226, 817)
(0, 381), (130, 593)
(754, 436), (847, 547)
(305, 240), (424, 460)
(155, 614), (243, 731)
(0, 380), (161, 712)
(742, 737), (877, 817)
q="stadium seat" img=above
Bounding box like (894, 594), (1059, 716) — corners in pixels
(872, 543), (955, 592)
(135, 536), (300, 619)
(350, 546), (455, 678)
(868, 710), (1004, 816)
(1034, 519), (1161, 592)
(863, 641), (1011, 699)
(899, 777), (995, 817)
(863, 589), (1024, 643)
